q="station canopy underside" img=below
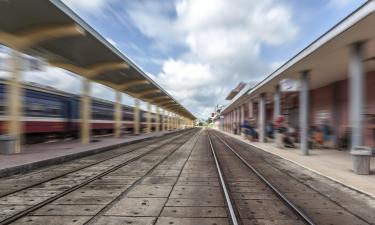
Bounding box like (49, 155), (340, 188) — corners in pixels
(0, 0), (195, 120)
(222, 1), (375, 114)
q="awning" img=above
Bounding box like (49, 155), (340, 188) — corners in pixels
(223, 1), (375, 114)
(0, 0), (195, 119)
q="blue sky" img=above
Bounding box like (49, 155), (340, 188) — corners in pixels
(1, 0), (368, 118)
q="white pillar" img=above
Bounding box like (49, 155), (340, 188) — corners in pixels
(274, 85), (281, 120)
(349, 42), (365, 149)
(259, 93), (266, 142)
(300, 71), (310, 155)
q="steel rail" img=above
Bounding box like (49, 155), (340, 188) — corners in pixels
(0, 129), (190, 199)
(86, 129), (202, 225)
(207, 132), (239, 225)
(211, 131), (316, 225)
(0, 130), (196, 225)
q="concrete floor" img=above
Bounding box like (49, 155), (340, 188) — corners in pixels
(217, 129), (375, 198)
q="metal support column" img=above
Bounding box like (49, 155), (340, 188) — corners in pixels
(156, 107), (160, 132)
(259, 93), (266, 142)
(6, 50), (23, 153)
(240, 105), (245, 125)
(167, 112), (170, 131)
(248, 100), (253, 118)
(274, 85), (281, 120)
(146, 103), (151, 133)
(300, 71), (310, 155)
(349, 42), (365, 149)
(162, 109), (166, 132)
(81, 78), (91, 144)
(134, 99), (140, 135)
(171, 113), (174, 130)
(237, 107), (241, 134)
(114, 91), (122, 138)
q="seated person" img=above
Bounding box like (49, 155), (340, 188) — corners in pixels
(314, 127), (324, 147)
(284, 124), (295, 148)
(246, 119), (258, 141)
(266, 121), (274, 139)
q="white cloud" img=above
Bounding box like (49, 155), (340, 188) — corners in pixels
(127, 0), (298, 118)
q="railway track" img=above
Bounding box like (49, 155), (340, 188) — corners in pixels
(0, 129), (191, 198)
(208, 129), (373, 225)
(0, 129), (198, 225)
(208, 130), (314, 225)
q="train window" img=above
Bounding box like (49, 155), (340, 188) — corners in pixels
(0, 100), (5, 115)
(27, 103), (44, 116)
(47, 105), (62, 117)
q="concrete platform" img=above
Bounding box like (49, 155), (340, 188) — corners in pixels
(0, 130), (182, 178)
(216, 129), (375, 198)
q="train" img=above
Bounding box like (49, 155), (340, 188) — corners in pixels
(0, 81), (163, 143)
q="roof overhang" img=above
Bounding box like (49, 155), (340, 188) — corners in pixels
(223, 0), (375, 114)
(0, 0), (196, 120)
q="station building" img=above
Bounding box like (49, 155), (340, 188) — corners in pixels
(221, 1), (375, 157)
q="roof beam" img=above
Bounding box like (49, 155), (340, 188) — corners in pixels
(49, 61), (129, 80)
(151, 96), (170, 104)
(118, 80), (149, 91)
(163, 104), (179, 110)
(0, 24), (85, 51)
(159, 102), (177, 107)
(136, 89), (161, 98)
(155, 100), (172, 106)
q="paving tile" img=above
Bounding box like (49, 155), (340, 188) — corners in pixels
(169, 185), (223, 199)
(11, 216), (91, 225)
(175, 181), (220, 186)
(155, 217), (230, 225)
(161, 206), (227, 218)
(0, 196), (49, 205)
(242, 219), (305, 225)
(105, 198), (167, 216)
(177, 176), (218, 182)
(166, 198), (225, 207)
(237, 199), (298, 220)
(127, 185), (173, 198)
(140, 176), (178, 185)
(31, 204), (104, 216)
(0, 205), (29, 221)
(92, 216), (155, 225)
(149, 170), (181, 176)
(51, 195), (113, 205)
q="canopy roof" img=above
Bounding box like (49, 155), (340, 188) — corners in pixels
(223, 0), (375, 114)
(225, 82), (247, 100)
(0, 0), (195, 119)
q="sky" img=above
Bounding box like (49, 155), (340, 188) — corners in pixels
(0, 0), (368, 118)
